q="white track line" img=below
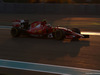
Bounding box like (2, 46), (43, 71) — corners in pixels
(0, 59), (100, 72)
(0, 59), (100, 75)
(0, 26), (11, 29)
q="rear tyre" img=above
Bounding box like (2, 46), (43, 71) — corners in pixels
(11, 27), (21, 37)
(54, 30), (65, 40)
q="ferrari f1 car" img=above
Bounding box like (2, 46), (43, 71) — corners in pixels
(11, 19), (89, 40)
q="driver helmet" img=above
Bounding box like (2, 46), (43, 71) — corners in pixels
(42, 19), (47, 23)
(41, 19), (47, 26)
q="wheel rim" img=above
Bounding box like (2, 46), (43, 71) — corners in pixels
(55, 30), (62, 40)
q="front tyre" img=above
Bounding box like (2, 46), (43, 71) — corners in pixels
(54, 30), (65, 40)
(72, 28), (80, 34)
(11, 27), (21, 37)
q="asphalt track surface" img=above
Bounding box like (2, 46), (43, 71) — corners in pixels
(0, 29), (100, 75)
(0, 14), (100, 75)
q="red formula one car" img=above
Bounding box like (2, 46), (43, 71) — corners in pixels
(11, 19), (89, 40)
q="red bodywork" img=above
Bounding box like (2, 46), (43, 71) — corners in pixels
(27, 21), (52, 35)
(54, 27), (83, 39)
(12, 20), (87, 39)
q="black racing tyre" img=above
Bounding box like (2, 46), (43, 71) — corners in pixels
(54, 30), (65, 40)
(72, 28), (80, 34)
(11, 27), (21, 37)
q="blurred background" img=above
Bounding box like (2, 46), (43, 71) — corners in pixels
(0, 0), (100, 30)
(2, 0), (100, 4)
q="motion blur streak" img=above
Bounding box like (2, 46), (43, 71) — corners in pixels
(81, 32), (100, 36)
